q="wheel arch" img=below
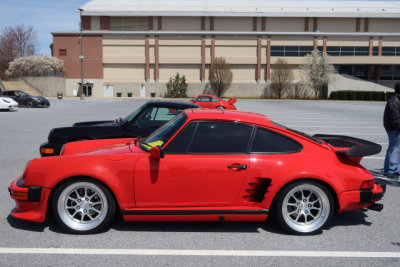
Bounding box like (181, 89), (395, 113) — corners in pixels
(46, 175), (121, 219)
(269, 178), (339, 216)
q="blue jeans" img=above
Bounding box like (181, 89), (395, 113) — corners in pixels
(384, 130), (400, 174)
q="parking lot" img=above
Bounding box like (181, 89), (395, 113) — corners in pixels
(0, 99), (399, 266)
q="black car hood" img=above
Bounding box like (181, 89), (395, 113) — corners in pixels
(73, 120), (121, 127)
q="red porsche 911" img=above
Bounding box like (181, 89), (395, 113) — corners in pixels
(190, 94), (237, 109)
(9, 109), (385, 235)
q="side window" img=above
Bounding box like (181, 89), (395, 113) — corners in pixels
(197, 96), (211, 102)
(188, 121), (253, 154)
(211, 97), (220, 102)
(165, 122), (197, 154)
(136, 107), (156, 122)
(251, 127), (302, 154)
(153, 107), (181, 121)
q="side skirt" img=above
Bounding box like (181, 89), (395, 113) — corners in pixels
(121, 208), (269, 222)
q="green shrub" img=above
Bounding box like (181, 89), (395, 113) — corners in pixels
(165, 73), (188, 98)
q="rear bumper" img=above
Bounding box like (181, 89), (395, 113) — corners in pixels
(338, 183), (385, 212)
(8, 177), (50, 223)
(40, 142), (62, 157)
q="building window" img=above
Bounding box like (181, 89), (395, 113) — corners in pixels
(59, 49), (67, 56)
(327, 46), (370, 56)
(110, 17), (149, 31)
(335, 65), (400, 81)
(270, 46), (321, 57)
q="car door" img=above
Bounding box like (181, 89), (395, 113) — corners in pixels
(134, 120), (253, 207)
(194, 96), (212, 108)
(209, 96), (222, 108)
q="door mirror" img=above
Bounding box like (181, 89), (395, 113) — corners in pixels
(150, 146), (164, 160)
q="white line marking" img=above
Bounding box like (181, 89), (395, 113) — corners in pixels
(0, 248), (399, 258)
(364, 157), (385, 160)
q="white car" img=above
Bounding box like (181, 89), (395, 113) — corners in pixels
(0, 97), (18, 111)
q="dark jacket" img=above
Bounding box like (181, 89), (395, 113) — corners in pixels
(384, 93), (400, 132)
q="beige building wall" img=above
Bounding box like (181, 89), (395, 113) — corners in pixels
(162, 17), (201, 31)
(325, 36), (370, 46)
(159, 65), (201, 82)
(370, 19), (400, 33)
(318, 18), (356, 32)
(266, 18), (305, 32)
(214, 17), (253, 31)
(91, 16), (100, 31)
(104, 64), (145, 82)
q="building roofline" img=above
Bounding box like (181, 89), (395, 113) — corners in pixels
(52, 30), (400, 37)
(79, 0), (400, 18)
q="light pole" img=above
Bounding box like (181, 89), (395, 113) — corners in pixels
(78, 8), (85, 97)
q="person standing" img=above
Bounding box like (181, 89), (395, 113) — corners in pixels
(383, 82), (400, 178)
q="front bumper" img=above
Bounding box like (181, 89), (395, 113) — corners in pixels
(40, 142), (62, 157)
(338, 183), (385, 212)
(8, 177), (51, 223)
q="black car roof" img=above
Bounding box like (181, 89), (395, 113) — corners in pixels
(145, 101), (198, 109)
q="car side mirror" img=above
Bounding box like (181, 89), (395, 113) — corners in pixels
(150, 146), (164, 160)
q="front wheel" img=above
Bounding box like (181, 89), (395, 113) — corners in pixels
(274, 181), (334, 235)
(53, 178), (115, 234)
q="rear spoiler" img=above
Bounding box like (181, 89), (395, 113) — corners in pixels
(313, 134), (382, 157)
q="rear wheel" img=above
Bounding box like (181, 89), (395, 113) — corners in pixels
(25, 99), (35, 108)
(274, 181), (334, 235)
(216, 106), (225, 109)
(53, 178), (115, 234)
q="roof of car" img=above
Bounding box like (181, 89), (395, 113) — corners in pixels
(184, 109), (272, 126)
(146, 101), (199, 109)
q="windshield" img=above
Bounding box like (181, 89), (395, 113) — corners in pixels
(17, 91), (29, 96)
(123, 104), (147, 122)
(139, 113), (187, 152)
(271, 121), (323, 144)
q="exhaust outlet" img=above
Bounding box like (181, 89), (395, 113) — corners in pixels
(368, 203), (384, 212)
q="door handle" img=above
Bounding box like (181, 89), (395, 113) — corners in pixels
(227, 164), (247, 170)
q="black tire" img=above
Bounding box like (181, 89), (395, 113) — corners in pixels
(274, 181), (334, 235)
(216, 106), (225, 109)
(26, 99), (35, 108)
(52, 178), (115, 234)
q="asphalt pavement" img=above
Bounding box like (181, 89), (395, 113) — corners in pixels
(0, 98), (399, 266)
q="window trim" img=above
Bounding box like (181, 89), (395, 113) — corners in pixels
(164, 120), (303, 155)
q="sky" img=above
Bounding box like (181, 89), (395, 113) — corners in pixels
(0, 0), (88, 55)
(0, 0), (398, 56)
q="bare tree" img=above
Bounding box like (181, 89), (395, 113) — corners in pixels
(0, 24), (37, 79)
(301, 51), (335, 99)
(209, 57), (233, 97)
(270, 58), (294, 99)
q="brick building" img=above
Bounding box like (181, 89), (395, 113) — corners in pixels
(52, 0), (400, 98)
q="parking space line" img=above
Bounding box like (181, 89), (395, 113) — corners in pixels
(0, 248), (399, 258)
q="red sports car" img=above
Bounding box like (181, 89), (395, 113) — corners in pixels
(9, 109), (385, 235)
(190, 94), (237, 109)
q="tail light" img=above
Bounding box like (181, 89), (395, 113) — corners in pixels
(361, 180), (375, 189)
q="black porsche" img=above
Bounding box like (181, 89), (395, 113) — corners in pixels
(0, 90), (50, 108)
(40, 101), (198, 157)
